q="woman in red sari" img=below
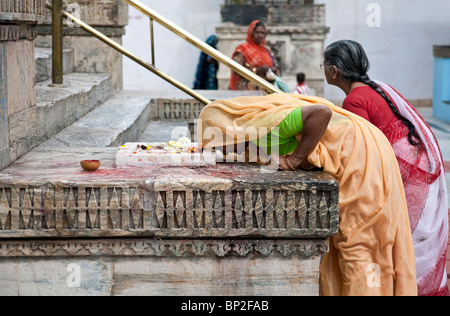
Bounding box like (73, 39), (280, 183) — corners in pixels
(229, 20), (279, 90)
(322, 40), (449, 296)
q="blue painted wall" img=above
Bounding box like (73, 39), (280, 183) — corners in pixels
(433, 58), (450, 123)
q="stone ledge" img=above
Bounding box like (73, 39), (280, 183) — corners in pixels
(0, 148), (339, 240)
(0, 146), (337, 296)
(0, 0), (45, 23)
(40, 0), (128, 28)
(0, 23), (38, 41)
(37, 25), (126, 38)
(0, 171), (339, 239)
(434, 45), (450, 59)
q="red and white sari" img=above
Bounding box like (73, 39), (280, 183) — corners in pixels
(375, 81), (449, 296)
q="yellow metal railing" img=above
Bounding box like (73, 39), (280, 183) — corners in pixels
(47, 0), (282, 105)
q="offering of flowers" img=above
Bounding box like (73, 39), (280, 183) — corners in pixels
(119, 137), (197, 155)
(116, 137), (215, 167)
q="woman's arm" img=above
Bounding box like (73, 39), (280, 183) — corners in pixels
(279, 105), (332, 170)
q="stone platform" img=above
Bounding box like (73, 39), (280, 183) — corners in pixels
(0, 146), (339, 296)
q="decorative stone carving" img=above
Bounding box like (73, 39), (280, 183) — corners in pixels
(0, 23), (37, 41)
(156, 98), (205, 123)
(0, 0), (45, 23)
(40, 0), (128, 28)
(221, 0), (324, 28)
(0, 173), (339, 239)
(0, 238), (329, 258)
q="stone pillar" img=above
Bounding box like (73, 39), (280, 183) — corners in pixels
(0, 0), (46, 170)
(217, 1), (329, 96)
(36, 0), (128, 93)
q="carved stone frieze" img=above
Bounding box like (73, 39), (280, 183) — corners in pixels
(156, 98), (205, 124)
(0, 238), (329, 258)
(0, 151), (338, 263)
(0, 178), (339, 239)
(0, 0), (45, 22)
(0, 0), (45, 41)
(221, 1), (323, 28)
(40, 0), (128, 28)
(0, 23), (37, 41)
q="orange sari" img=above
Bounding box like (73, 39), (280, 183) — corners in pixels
(229, 20), (276, 90)
(198, 93), (417, 296)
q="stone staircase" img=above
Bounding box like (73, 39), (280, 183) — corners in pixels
(32, 45), (257, 148)
(32, 46), (265, 149)
(33, 46), (154, 149)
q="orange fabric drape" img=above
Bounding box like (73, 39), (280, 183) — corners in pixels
(198, 93), (417, 296)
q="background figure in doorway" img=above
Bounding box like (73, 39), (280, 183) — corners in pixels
(229, 20), (279, 91)
(193, 35), (219, 90)
(323, 39), (449, 296)
(293, 72), (310, 95)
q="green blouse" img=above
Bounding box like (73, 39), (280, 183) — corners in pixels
(254, 107), (304, 156)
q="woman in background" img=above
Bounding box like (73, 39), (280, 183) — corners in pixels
(229, 20), (279, 91)
(193, 35), (219, 90)
(322, 39), (449, 296)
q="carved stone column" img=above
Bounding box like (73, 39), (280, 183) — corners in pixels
(36, 0), (129, 93)
(0, 0), (45, 170)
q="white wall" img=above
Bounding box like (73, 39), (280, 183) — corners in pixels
(123, 0), (450, 102)
(122, 0), (223, 93)
(316, 0), (450, 102)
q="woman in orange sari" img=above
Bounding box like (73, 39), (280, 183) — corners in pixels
(198, 93), (417, 296)
(229, 20), (280, 91)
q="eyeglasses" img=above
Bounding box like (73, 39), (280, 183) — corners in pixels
(320, 64), (325, 70)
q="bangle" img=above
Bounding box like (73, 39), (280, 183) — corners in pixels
(284, 155), (297, 171)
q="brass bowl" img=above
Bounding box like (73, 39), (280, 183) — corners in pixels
(80, 160), (100, 172)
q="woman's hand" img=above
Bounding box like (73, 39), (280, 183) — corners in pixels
(277, 155), (297, 171)
(261, 154), (296, 171)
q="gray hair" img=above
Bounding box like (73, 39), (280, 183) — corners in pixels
(324, 40), (371, 83)
(324, 40), (422, 148)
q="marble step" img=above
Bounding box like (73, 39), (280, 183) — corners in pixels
(35, 47), (74, 83)
(9, 72), (113, 163)
(36, 89), (153, 149)
(137, 121), (191, 143)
